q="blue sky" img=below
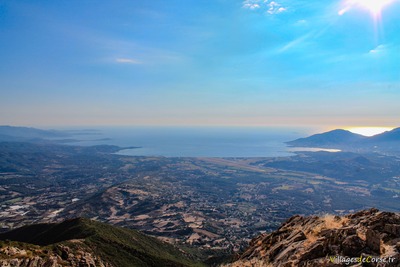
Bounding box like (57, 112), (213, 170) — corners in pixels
(0, 0), (399, 128)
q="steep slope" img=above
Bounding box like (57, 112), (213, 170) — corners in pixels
(0, 218), (203, 267)
(223, 209), (400, 267)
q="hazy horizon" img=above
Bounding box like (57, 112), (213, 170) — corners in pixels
(1, 123), (396, 138)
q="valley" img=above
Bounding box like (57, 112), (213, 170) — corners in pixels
(1, 141), (399, 260)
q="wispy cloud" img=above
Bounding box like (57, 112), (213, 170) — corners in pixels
(369, 44), (386, 54)
(115, 58), (142, 64)
(294, 19), (308, 26)
(277, 32), (312, 53)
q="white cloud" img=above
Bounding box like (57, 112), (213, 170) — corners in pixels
(268, 1), (286, 14)
(242, 0), (287, 14)
(369, 44), (386, 54)
(115, 58), (142, 64)
(243, 0), (261, 9)
(243, 3), (260, 9)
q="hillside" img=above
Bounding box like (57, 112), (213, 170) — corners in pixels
(223, 209), (400, 266)
(0, 218), (204, 267)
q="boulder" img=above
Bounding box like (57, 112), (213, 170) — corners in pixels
(366, 229), (381, 253)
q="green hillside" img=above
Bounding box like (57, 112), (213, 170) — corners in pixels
(0, 218), (204, 267)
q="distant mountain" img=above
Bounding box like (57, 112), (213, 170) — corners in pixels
(369, 127), (400, 142)
(286, 129), (366, 147)
(223, 209), (400, 267)
(0, 218), (203, 267)
(287, 128), (400, 153)
(0, 125), (68, 142)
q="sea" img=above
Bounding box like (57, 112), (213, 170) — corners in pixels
(62, 126), (323, 158)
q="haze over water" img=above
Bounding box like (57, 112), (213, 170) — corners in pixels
(66, 127), (312, 157)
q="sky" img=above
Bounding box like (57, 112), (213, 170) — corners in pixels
(0, 0), (399, 128)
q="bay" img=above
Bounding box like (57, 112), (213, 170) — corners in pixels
(65, 126), (315, 157)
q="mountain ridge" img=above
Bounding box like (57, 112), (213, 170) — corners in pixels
(369, 127), (400, 142)
(0, 217), (204, 267)
(223, 208), (400, 267)
(287, 127), (400, 153)
(287, 129), (366, 147)
(2, 210), (399, 266)
(0, 125), (68, 142)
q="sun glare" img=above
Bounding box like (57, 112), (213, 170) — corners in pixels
(347, 127), (393, 136)
(339, 0), (395, 16)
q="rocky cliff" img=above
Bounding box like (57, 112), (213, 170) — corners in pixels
(223, 209), (400, 266)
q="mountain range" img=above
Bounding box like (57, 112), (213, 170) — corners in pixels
(1, 210), (399, 266)
(287, 127), (400, 153)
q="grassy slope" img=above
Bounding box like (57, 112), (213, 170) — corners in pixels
(0, 218), (205, 267)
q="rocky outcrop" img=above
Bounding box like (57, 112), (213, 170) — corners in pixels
(223, 209), (400, 267)
(0, 243), (112, 267)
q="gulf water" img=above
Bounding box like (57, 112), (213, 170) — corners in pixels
(65, 126), (315, 157)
